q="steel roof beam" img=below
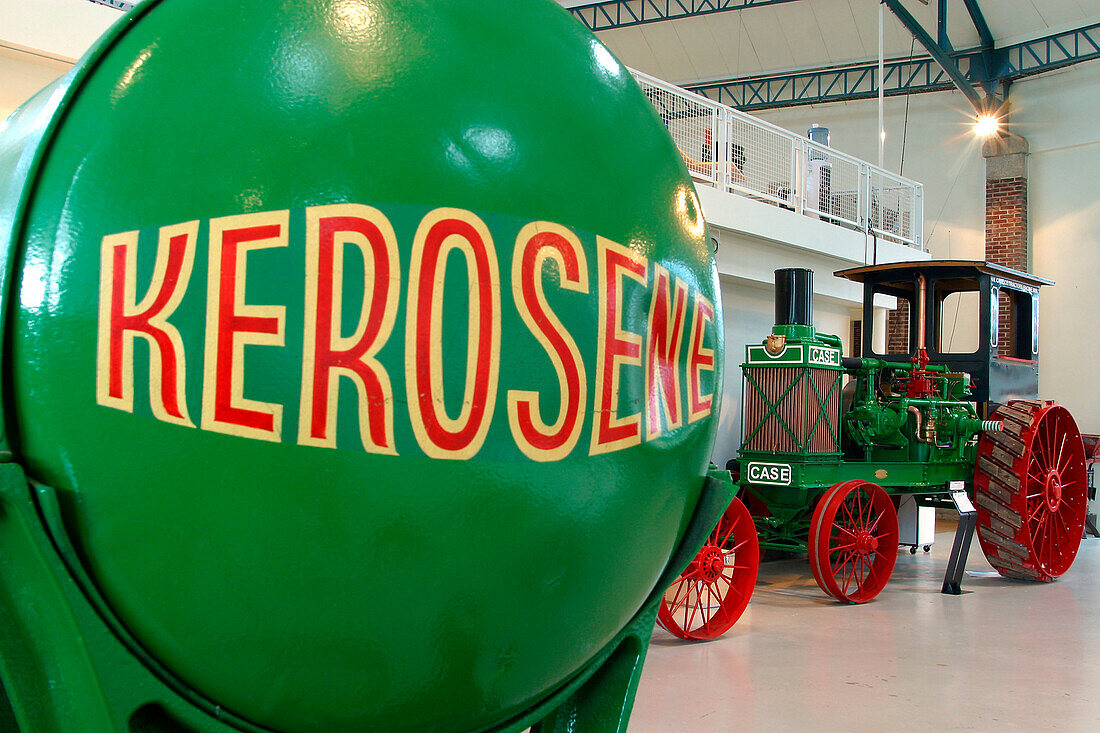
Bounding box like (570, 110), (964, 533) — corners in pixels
(685, 21), (1100, 110)
(689, 55), (960, 110)
(937, 0), (954, 53)
(962, 0), (995, 51)
(87, 0), (134, 10)
(567, 0), (802, 31)
(883, 0), (985, 111)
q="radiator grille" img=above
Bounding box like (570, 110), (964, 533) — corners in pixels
(742, 366), (843, 454)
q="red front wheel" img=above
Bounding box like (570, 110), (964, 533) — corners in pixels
(657, 497), (760, 640)
(808, 480), (899, 603)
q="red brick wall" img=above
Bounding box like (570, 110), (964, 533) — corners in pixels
(986, 176), (1027, 271)
(887, 299), (909, 354)
(986, 176), (1027, 356)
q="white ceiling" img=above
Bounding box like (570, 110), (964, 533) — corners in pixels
(557, 0), (1100, 86)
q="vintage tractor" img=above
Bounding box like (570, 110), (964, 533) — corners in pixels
(660, 262), (1088, 635)
(0, 1), (732, 731)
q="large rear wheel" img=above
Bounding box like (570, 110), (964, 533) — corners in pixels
(808, 480), (899, 603)
(657, 497), (760, 640)
(974, 400), (1088, 580)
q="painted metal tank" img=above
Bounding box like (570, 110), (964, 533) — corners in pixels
(0, 1), (725, 731)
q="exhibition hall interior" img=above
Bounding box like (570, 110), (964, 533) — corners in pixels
(0, 0), (1097, 731)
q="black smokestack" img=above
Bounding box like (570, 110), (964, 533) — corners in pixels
(774, 268), (813, 327)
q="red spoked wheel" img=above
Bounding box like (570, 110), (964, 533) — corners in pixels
(657, 497), (759, 640)
(808, 480), (899, 603)
(974, 400), (1088, 581)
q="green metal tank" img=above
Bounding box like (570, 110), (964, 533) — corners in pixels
(0, 1), (727, 731)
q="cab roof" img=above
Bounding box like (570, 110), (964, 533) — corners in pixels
(834, 260), (1052, 288)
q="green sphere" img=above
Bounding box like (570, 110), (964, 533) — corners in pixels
(4, 1), (722, 730)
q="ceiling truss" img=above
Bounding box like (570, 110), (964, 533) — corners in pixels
(567, 0), (801, 31)
(571, 1), (1100, 112)
(687, 20), (1100, 110)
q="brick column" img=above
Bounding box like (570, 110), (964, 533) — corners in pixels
(983, 133), (1029, 356)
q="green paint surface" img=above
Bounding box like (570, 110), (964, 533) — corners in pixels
(3, 1), (722, 730)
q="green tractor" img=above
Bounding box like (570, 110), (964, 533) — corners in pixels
(659, 262), (1090, 637)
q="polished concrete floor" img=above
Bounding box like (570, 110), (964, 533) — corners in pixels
(630, 525), (1100, 731)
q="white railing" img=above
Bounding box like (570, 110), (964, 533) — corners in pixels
(631, 69), (924, 251)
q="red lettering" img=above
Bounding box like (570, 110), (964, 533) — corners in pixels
(688, 293), (716, 422)
(96, 222), (198, 426)
(591, 238), (647, 454)
(507, 224), (588, 461)
(201, 212), (288, 441)
(406, 209), (500, 459)
(300, 205), (399, 453)
(645, 265), (688, 437)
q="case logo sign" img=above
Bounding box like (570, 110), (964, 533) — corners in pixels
(746, 461), (792, 486)
(808, 346), (840, 366)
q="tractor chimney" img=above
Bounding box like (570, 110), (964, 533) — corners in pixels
(774, 268), (813, 327)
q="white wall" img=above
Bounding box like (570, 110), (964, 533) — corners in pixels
(1014, 61), (1100, 433)
(0, 0), (125, 120)
(0, 47), (70, 120)
(0, 0), (122, 61)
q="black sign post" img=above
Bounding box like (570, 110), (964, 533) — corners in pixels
(942, 482), (977, 595)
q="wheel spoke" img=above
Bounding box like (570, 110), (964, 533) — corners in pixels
(871, 529), (892, 542)
(717, 517), (738, 547)
(1037, 514), (1051, 561)
(1059, 479), (1083, 511)
(710, 517), (727, 546)
(1029, 456), (1045, 485)
(701, 585), (714, 625)
(1038, 415), (1054, 461)
(835, 525), (857, 541)
(685, 585), (702, 629)
(847, 555), (861, 592)
(841, 558), (857, 593)
(1053, 508), (1070, 545)
(1043, 515), (1056, 563)
(836, 549), (857, 580)
(840, 500), (858, 528)
(1057, 444), (1076, 476)
(666, 580), (692, 615)
(726, 538), (752, 553)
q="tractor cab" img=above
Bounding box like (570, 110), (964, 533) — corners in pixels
(836, 260), (1051, 412)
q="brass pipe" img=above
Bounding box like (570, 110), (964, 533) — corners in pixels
(916, 274), (927, 352)
(908, 405), (934, 444)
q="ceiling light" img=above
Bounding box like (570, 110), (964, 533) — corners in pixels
(973, 115), (1000, 137)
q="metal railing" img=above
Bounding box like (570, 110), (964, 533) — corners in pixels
(632, 68), (924, 250)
